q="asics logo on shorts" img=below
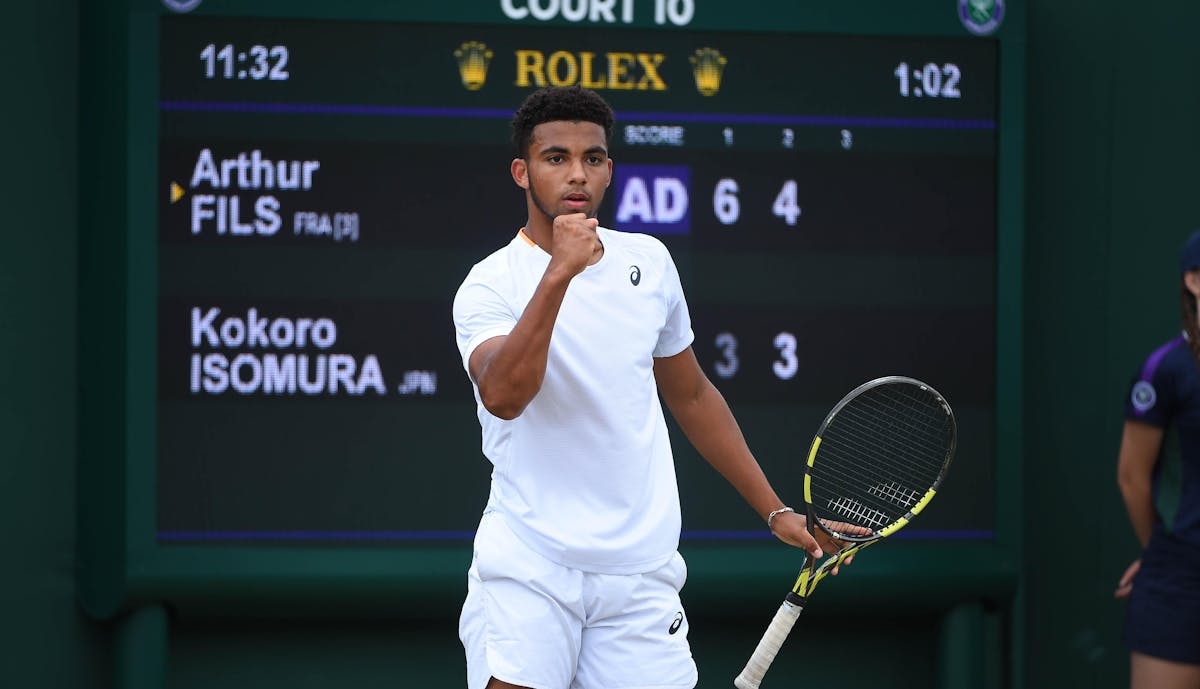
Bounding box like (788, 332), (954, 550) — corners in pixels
(668, 611), (683, 634)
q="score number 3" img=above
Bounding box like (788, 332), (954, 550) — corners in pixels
(712, 331), (799, 381)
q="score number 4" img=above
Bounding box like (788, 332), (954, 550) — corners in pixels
(713, 331), (799, 381)
(714, 179), (802, 226)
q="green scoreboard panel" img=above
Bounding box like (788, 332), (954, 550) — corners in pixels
(79, 0), (1024, 618)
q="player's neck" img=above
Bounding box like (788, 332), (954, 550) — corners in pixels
(522, 219), (553, 252)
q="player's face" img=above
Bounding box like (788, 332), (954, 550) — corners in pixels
(517, 120), (612, 222)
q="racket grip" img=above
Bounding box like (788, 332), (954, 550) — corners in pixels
(733, 599), (802, 689)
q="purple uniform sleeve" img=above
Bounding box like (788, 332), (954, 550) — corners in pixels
(1124, 337), (1184, 427)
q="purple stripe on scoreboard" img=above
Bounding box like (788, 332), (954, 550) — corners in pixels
(157, 529), (993, 542)
(159, 101), (996, 131)
(157, 530), (478, 541)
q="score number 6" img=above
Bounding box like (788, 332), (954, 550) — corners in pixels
(713, 178), (803, 226)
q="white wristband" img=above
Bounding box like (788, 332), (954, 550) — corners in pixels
(766, 506), (794, 531)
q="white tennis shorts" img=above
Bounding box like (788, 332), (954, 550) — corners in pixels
(459, 510), (698, 689)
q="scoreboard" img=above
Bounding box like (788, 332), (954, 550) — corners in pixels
(79, 0), (1023, 617)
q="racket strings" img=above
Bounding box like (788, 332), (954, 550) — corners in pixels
(817, 411), (946, 494)
(823, 400), (949, 486)
(816, 424), (947, 507)
(836, 387), (951, 459)
(809, 383), (952, 531)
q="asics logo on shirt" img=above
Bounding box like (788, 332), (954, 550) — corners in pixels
(629, 265), (641, 286)
(668, 611), (683, 634)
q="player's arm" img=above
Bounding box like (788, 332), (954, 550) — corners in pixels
(653, 347), (828, 558)
(1114, 419), (1162, 598)
(469, 215), (598, 420)
(468, 273), (568, 420)
(1116, 419), (1163, 548)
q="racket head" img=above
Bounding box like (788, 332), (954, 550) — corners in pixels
(803, 376), (956, 544)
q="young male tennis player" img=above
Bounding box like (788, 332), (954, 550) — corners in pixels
(452, 86), (850, 689)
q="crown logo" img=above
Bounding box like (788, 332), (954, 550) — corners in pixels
(454, 41), (493, 91)
(689, 47), (727, 97)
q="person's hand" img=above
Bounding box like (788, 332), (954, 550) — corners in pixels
(549, 213), (600, 277)
(1114, 558), (1141, 599)
(770, 511), (871, 575)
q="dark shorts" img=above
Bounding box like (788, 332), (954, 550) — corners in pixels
(1122, 527), (1200, 664)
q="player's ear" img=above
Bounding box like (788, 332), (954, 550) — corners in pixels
(1186, 270), (1200, 298)
(511, 158), (529, 189)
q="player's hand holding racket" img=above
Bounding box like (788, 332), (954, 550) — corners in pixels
(734, 376), (957, 689)
(767, 510), (868, 575)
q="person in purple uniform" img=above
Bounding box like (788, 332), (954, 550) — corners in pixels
(1114, 230), (1200, 689)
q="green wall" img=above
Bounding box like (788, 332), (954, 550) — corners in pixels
(0, 0), (109, 686)
(6, 0), (1200, 686)
(1024, 1), (1200, 686)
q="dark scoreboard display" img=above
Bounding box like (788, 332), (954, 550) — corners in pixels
(78, 0), (1023, 618)
(155, 16), (997, 542)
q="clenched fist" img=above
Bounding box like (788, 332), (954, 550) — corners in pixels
(549, 213), (602, 277)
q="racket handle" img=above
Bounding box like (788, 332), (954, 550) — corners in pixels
(733, 598), (803, 689)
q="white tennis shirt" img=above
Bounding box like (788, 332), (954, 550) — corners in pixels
(453, 228), (695, 574)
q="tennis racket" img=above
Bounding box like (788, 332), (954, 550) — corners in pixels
(733, 375), (956, 689)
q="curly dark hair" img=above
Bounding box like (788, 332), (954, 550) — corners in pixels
(510, 86), (615, 159)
